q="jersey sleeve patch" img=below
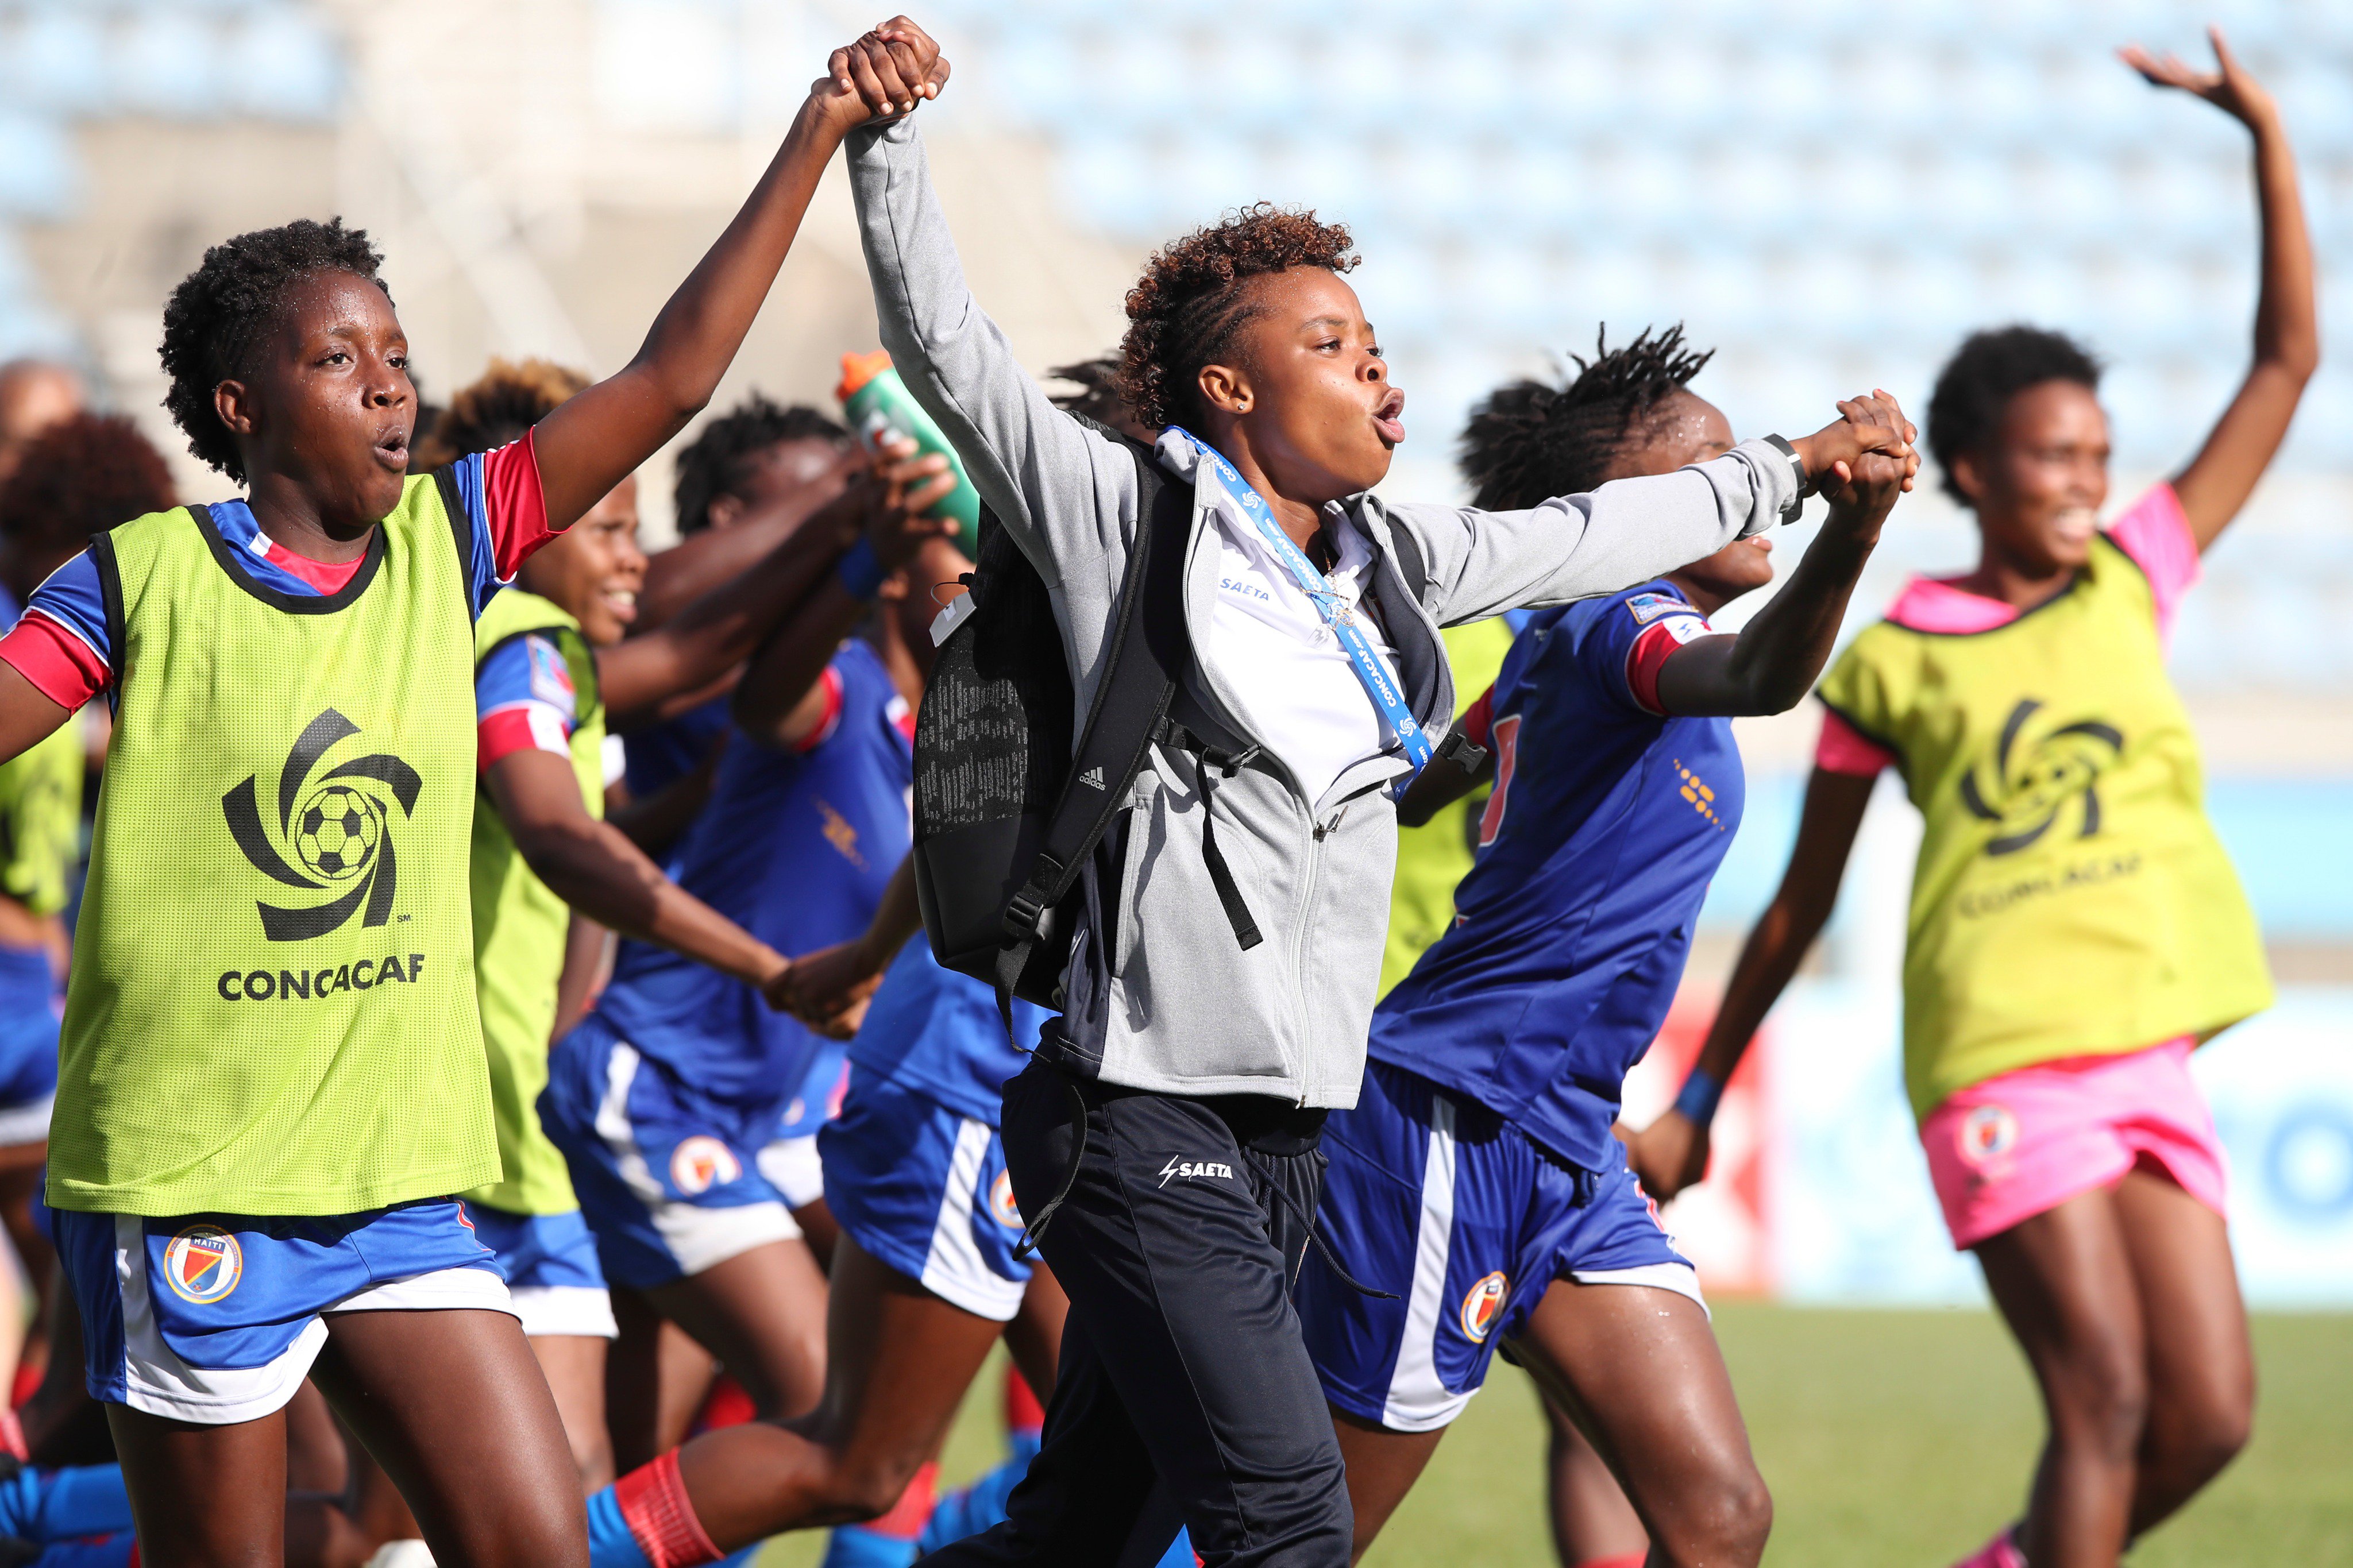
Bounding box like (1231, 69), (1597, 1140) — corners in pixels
(1623, 590), (1694, 626)
(524, 635), (579, 721)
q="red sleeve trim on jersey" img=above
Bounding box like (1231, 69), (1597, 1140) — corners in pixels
(1815, 706), (1895, 778)
(478, 703), (574, 773)
(485, 429), (558, 581)
(0, 612), (108, 708)
(1625, 621), (1686, 715)
(1459, 685), (1496, 749)
(794, 666), (846, 754)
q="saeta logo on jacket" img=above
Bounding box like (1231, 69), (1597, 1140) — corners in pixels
(222, 709), (422, 941)
(1959, 698), (2123, 858)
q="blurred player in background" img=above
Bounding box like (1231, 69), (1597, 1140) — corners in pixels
(0, 364), (83, 497)
(1636, 33), (2316, 1568)
(0, 416), (175, 1423)
(1301, 333), (1911, 1568)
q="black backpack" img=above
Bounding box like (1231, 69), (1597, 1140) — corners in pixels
(911, 426), (1267, 1017)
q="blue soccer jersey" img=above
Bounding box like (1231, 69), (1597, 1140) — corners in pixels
(847, 939), (1048, 1128)
(591, 639), (913, 1109)
(1367, 580), (1743, 1174)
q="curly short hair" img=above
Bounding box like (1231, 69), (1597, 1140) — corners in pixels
(0, 412), (176, 592)
(157, 218), (390, 484)
(1117, 205), (1358, 431)
(412, 358), (591, 470)
(1458, 326), (1716, 511)
(1927, 326), (2103, 504)
(673, 395), (850, 535)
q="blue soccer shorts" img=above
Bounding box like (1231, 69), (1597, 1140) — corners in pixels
(819, 1069), (1031, 1322)
(757, 1039), (849, 1212)
(0, 943), (60, 1146)
(1298, 1060), (1702, 1433)
(539, 1013), (801, 1291)
(464, 1203), (616, 1339)
(52, 1198), (510, 1424)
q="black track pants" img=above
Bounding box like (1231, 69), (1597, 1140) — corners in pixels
(920, 1060), (1353, 1568)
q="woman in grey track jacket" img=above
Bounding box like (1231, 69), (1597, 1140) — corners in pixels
(823, 22), (1914, 1568)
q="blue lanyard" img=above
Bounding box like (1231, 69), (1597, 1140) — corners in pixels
(1170, 428), (1433, 792)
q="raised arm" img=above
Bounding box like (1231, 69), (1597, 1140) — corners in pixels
(835, 20), (1142, 584)
(526, 33), (897, 533)
(1656, 400), (1910, 717)
(635, 449), (862, 631)
(1627, 765), (1874, 1200)
(2122, 29), (2318, 550)
(1403, 401), (1916, 626)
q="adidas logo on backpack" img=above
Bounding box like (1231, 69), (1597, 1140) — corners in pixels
(1077, 766), (1106, 790)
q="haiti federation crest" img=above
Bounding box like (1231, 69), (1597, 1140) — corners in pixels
(1459, 1270), (1509, 1342)
(164, 1225), (243, 1305)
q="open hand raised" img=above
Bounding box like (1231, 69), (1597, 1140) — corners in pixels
(2120, 26), (2276, 130)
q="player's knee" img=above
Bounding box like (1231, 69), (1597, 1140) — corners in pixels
(1649, 1453), (1771, 1567)
(2151, 1378), (2252, 1489)
(2053, 1343), (2150, 1457)
(825, 1451), (926, 1521)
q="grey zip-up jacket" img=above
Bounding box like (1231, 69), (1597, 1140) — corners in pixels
(850, 118), (1802, 1108)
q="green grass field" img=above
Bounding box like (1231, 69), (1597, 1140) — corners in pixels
(758, 1305), (2353, 1566)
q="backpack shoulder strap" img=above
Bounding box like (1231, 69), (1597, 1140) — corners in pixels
(998, 431), (1185, 951)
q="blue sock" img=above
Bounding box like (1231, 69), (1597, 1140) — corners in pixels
(0, 1466), (134, 1544)
(914, 1436), (1040, 1555)
(29, 1538), (137, 1567)
(1155, 1527), (1194, 1568)
(586, 1484), (654, 1568)
(818, 1522), (919, 1568)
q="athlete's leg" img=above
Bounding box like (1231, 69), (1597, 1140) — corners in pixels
(532, 1335), (618, 1492)
(281, 1381), (349, 1496)
(0, 1145), (54, 1391)
(2111, 1166), (2252, 1538)
(999, 1265), (1066, 1403)
(645, 1237), (829, 1420)
(1976, 1185), (2147, 1568)
(1536, 1388), (1648, 1568)
(105, 1407), (288, 1567)
(1327, 1408), (1445, 1560)
(1509, 1282), (1767, 1568)
(675, 1235), (1007, 1542)
(605, 1289), (715, 1471)
(311, 1308), (587, 1568)
(794, 1199), (841, 1273)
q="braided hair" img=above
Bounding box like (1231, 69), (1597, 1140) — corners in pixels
(1927, 326), (2103, 504)
(1459, 326), (1716, 511)
(1117, 205), (1358, 431)
(672, 395), (849, 535)
(157, 218), (388, 484)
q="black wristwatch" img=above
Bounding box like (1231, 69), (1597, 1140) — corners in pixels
(1762, 433), (1810, 523)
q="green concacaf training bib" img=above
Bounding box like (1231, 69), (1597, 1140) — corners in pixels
(0, 715), (84, 918)
(1816, 534), (2272, 1122)
(465, 588), (604, 1217)
(48, 475), (500, 1216)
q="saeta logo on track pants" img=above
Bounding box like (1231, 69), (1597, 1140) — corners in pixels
(222, 708), (423, 940)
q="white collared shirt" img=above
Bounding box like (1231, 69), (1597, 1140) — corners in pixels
(1156, 432), (1408, 804)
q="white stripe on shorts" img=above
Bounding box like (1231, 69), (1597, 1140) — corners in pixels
(918, 1116), (1024, 1322)
(509, 1284), (620, 1339)
(1381, 1092), (1465, 1433)
(1570, 1260), (1709, 1317)
(0, 1091), (53, 1147)
(594, 1040), (800, 1277)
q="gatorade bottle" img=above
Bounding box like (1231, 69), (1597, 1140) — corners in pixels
(836, 350), (982, 557)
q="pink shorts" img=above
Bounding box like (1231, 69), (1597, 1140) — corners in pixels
(1919, 1039), (2228, 1250)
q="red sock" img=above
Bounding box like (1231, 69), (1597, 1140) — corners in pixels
(615, 1450), (724, 1568)
(862, 1460), (939, 1541)
(1573, 1554), (1648, 1568)
(1004, 1363), (1044, 1442)
(691, 1373), (755, 1435)
(9, 1361), (38, 1411)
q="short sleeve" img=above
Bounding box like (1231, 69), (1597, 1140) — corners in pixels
(476, 632), (579, 771)
(2103, 483), (2199, 645)
(1575, 589), (1710, 716)
(0, 553), (114, 708)
(441, 431), (558, 617)
(1814, 706), (1893, 778)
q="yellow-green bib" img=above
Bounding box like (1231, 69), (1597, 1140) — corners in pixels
(1380, 620), (1517, 996)
(466, 588), (604, 1216)
(1816, 535), (2271, 1121)
(49, 478), (500, 1216)
(0, 715), (84, 918)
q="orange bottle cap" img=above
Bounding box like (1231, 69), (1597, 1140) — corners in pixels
(836, 349), (893, 403)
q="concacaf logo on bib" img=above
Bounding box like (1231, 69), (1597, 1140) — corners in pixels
(989, 1169), (1023, 1229)
(222, 708), (423, 941)
(1459, 1270), (1509, 1342)
(670, 1136), (741, 1196)
(163, 1225), (243, 1305)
